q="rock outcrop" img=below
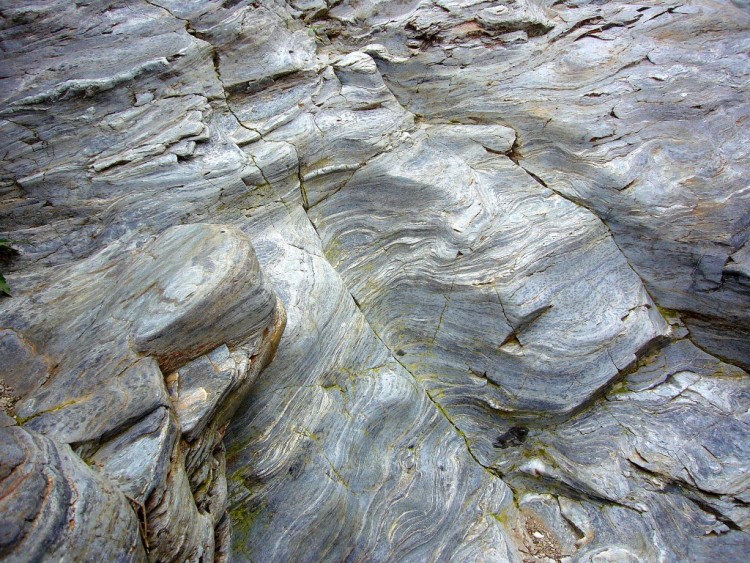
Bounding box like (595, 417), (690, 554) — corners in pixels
(1, 223), (285, 560)
(1, 0), (749, 561)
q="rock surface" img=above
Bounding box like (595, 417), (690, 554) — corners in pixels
(0, 222), (285, 560)
(1, 0), (749, 561)
(0, 425), (145, 562)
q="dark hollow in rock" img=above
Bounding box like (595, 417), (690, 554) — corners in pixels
(493, 426), (530, 449)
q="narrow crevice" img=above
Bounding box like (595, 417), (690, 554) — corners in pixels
(282, 140), (310, 211)
(688, 496), (743, 532)
(143, 0), (188, 23)
(510, 145), (672, 345)
(505, 473), (647, 515)
(468, 367), (506, 391)
(687, 335), (748, 373)
(169, 8), (264, 141)
(297, 167), (309, 210)
(556, 497), (587, 542)
(337, 279), (502, 480)
(626, 458), (745, 531)
(505, 137), (521, 165)
(678, 312), (750, 373)
(424, 388), (499, 477)
(213, 62), (262, 138)
(521, 167), (549, 189)
(431, 272), (456, 345)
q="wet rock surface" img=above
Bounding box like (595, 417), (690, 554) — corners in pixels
(1, 0), (749, 561)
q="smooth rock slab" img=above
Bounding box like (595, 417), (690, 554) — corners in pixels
(309, 122), (668, 426)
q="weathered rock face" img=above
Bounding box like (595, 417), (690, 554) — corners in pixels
(0, 222), (285, 560)
(1, 0), (749, 561)
(0, 424), (145, 561)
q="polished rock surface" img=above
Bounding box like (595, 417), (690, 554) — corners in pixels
(1, 0), (749, 561)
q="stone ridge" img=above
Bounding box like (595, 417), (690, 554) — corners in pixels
(1, 1), (749, 561)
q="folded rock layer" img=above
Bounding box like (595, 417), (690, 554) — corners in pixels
(1, 223), (285, 561)
(0, 0), (748, 561)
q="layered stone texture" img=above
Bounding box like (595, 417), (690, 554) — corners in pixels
(0, 223), (284, 560)
(0, 424), (145, 562)
(366, 0), (750, 369)
(1, 0), (749, 561)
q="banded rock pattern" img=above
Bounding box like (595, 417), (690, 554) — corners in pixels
(1, 0), (749, 561)
(1, 223), (285, 561)
(0, 424), (145, 561)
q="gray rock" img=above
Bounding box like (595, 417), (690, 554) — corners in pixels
(89, 406), (178, 505)
(0, 329), (49, 399)
(6, 223), (277, 446)
(493, 339), (750, 560)
(0, 425), (145, 562)
(0, 221), (284, 558)
(174, 346), (238, 441)
(370, 0), (750, 369)
(1, 0), (749, 561)
(225, 201), (521, 561)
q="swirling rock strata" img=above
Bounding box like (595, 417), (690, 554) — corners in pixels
(225, 202), (520, 561)
(0, 425), (144, 561)
(367, 0), (750, 369)
(1, 0), (749, 561)
(495, 338), (750, 561)
(0, 223), (284, 560)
